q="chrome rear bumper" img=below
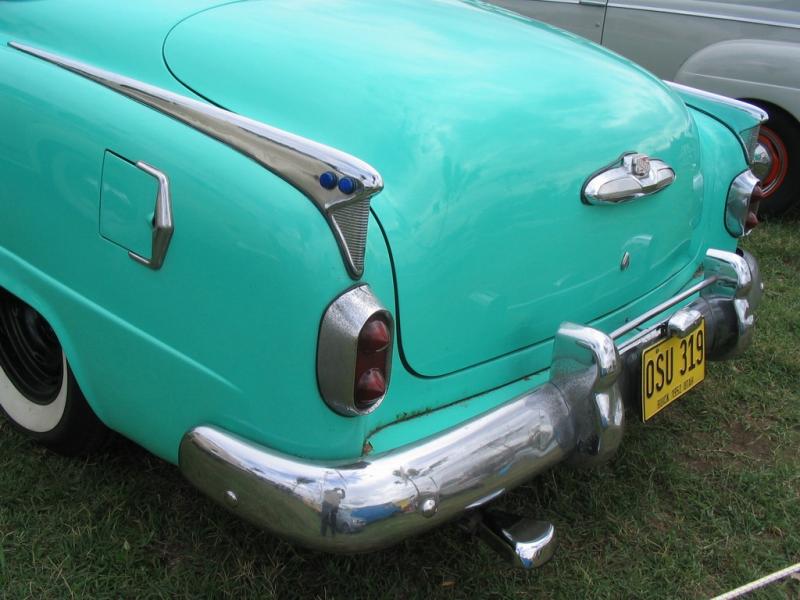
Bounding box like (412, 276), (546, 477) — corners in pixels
(179, 248), (761, 556)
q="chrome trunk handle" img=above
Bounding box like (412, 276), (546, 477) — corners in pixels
(582, 152), (675, 205)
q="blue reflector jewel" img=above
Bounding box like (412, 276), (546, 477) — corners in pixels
(338, 177), (357, 195)
(319, 171), (338, 190)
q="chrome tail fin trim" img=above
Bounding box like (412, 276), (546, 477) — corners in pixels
(9, 42), (383, 279)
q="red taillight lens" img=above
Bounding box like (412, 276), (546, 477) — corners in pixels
(359, 319), (390, 354)
(355, 368), (387, 409)
(353, 313), (392, 411)
(746, 183), (762, 233)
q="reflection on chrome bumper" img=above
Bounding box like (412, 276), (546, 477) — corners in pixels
(179, 248), (761, 554)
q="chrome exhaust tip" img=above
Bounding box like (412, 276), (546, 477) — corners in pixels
(476, 509), (557, 569)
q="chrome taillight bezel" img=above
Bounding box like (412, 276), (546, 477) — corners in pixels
(725, 170), (760, 238)
(317, 286), (393, 417)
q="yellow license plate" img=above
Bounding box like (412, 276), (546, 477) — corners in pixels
(641, 320), (706, 421)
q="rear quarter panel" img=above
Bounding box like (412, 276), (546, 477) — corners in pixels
(0, 44), (373, 463)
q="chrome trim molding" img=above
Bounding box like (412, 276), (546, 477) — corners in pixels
(700, 249), (759, 359)
(551, 323), (623, 467)
(9, 42), (383, 279)
(582, 152), (675, 205)
(667, 82), (769, 124)
(725, 170), (760, 238)
(317, 285), (393, 416)
(668, 82), (766, 162)
(181, 381), (576, 553)
(751, 143), (772, 181)
(607, 3), (800, 31)
(129, 161), (173, 270)
(667, 308), (703, 337)
(179, 247), (761, 553)
(610, 275), (718, 340)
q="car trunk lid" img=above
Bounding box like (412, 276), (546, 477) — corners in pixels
(163, 0), (704, 376)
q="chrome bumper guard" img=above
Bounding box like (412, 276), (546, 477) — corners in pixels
(179, 249), (762, 557)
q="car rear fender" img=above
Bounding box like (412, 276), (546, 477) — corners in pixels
(0, 45), (382, 463)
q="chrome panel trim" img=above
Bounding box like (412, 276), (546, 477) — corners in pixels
(609, 275), (717, 340)
(667, 308), (703, 337)
(9, 42), (383, 279)
(317, 285), (393, 416)
(703, 249), (752, 301)
(582, 153), (675, 205)
(128, 161), (173, 270)
(607, 3), (800, 31)
(551, 323), (623, 466)
(620, 251), (631, 271)
(178, 248), (760, 553)
(667, 82), (769, 124)
(751, 143), (772, 181)
(725, 170), (760, 238)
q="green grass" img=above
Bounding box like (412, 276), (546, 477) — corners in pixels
(1, 216), (799, 599)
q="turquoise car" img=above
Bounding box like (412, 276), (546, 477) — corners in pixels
(0, 0), (765, 567)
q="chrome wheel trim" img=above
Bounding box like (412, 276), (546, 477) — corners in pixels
(0, 352), (67, 433)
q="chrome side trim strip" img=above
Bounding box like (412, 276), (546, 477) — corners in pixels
(667, 82), (769, 124)
(9, 42), (383, 279)
(606, 3), (800, 31)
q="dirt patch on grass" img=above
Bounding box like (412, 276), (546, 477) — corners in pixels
(726, 420), (773, 461)
(681, 419), (774, 474)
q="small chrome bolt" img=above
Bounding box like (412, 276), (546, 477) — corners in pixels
(620, 252), (631, 271)
(224, 490), (239, 508)
(420, 497), (438, 518)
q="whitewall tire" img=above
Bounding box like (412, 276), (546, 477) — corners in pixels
(0, 352), (68, 433)
(0, 289), (108, 455)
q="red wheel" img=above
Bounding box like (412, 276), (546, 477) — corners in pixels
(758, 125), (789, 198)
(748, 102), (799, 217)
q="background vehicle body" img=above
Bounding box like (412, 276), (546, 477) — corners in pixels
(0, 0), (765, 555)
(489, 0), (800, 215)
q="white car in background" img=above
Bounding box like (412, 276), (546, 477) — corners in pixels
(490, 0), (800, 215)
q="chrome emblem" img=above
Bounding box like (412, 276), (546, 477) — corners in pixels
(582, 152), (676, 205)
(628, 154), (651, 178)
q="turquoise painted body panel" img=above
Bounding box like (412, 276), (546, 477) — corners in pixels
(0, 1), (755, 463)
(163, 0), (706, 377)
(100, 152), (160, 260)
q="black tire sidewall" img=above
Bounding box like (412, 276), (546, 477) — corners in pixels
(0, 342), (108, 456)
